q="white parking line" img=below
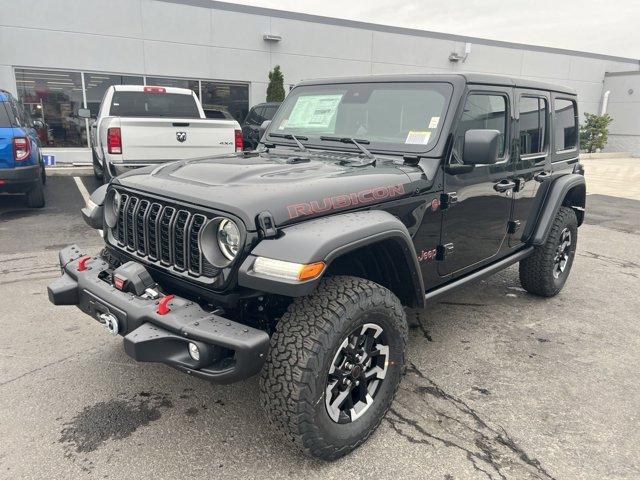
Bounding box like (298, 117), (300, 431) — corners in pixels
(73, 176), (91, 206)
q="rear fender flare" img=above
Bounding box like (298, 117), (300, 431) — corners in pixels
(238, 210), (425, 307)
(526, 173), (585, 246)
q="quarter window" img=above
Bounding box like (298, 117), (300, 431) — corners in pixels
(519, 96), (547, 155)
(454, 93), (508, 161)
(554, 98), (578, 152)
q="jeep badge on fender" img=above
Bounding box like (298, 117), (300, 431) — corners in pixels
(49, 73), (585, 461)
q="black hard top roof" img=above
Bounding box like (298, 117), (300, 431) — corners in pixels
(297, 73), (577, 95)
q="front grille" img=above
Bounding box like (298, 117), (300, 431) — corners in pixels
(113, 191), (220, 279)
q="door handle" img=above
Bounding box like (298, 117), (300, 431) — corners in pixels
(534, 171), (552, 182)
(494, 179), (516, 193)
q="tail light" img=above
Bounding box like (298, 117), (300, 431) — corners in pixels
(107, 127), (122, 154)
(13, 137), (31, 161)
(235, 129), (243, 152)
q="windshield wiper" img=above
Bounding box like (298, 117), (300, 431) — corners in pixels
(268, 133), (308, 151)
(319, 136), (376, 160)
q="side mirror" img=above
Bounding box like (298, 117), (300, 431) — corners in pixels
(33, 119), (44, 129)
(78, 108), (92, 119)
(258, 120), (271, 138)
(463, 129), (501, 165)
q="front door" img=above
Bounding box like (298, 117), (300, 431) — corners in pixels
(509, 90), (551, 247)
(438, 87), (515, 276)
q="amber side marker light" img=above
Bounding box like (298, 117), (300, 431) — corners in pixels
(253, 257), (326, 282)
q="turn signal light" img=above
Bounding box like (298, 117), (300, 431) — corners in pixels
(253, 257), (325, 282)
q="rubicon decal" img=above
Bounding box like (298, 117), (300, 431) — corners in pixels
(287, 184), (406, 219)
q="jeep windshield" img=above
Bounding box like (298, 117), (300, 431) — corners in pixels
(267, 81), (452, 154)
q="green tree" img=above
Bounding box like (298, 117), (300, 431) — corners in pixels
(266, 65), (285, 102)
(579, 112), (613, 153)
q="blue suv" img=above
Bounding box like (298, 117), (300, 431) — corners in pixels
(0, 89), (46, 207)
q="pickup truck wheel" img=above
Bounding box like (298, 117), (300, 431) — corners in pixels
(92, 150), (103, 181)
(520, 206), (577, 297)
(26, 176), (45, 208)
(102, 159), (112, 184)
(260, 276), (407, 460)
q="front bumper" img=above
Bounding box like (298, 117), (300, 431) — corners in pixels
(47, 245), (270, 384)
(0, 165), (41, 193)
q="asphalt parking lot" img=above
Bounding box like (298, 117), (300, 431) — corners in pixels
(1, 160), (639, 480)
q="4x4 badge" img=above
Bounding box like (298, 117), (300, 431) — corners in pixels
(176, 132), (187, 143)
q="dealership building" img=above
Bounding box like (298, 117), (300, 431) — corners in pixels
(1, 0), (639, 163)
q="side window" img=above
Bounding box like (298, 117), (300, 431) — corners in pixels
(518, 96), (547, 155)
(263, 105), (278, 121)
(6, 98), (22, 127)
(246, 106), (264, 125)
(554, 98), (578, 152)
(454, 93), (508, 163)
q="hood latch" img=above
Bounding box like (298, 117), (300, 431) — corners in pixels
(257, 211), (278, 238)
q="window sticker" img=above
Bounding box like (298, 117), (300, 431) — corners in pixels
(278, 118), (288, 130)
(285, 94), (343, 129)
(428, 116), (440, 129)
(405, 130), (432, 145)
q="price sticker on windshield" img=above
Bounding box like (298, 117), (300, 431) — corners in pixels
(405, 131), (431, 145)
(428, 116), (440, 129)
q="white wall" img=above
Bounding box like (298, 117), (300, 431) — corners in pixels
(603, 72), (640, 155)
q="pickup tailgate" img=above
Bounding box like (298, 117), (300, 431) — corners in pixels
(118, 118), (236, 163)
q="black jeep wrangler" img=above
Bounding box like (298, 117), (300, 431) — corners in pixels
(49, 74), (585, 460)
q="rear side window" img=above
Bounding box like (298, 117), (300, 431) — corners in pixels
(519, 96), (547, 155)
(262, 105), (278, 121)
(454, 93), (508, 160)
(554, 98), (578, 152)
(110, 92), (200, 118)
(245, 106), (265, 125)
(0, 101), (14, 127)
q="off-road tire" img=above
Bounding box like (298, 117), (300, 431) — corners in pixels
(260, 275), (408, 460)
(520, 206), (577, 297)
(26, 177), (45, 208)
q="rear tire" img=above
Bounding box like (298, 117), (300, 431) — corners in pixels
(260, 276), (408, 460)
(519, 206), (577, 297)
(102, 159), (112, 184)
(26, 177), (45, 208)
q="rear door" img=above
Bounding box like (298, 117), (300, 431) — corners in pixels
(509, 90), (551, 246)
(0, 101), (16, 169)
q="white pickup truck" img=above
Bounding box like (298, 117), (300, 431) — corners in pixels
(79, 85), (242, 182)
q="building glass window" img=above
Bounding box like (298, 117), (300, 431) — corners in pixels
(84, 73), (143, 116)
(201, 81), (249, 123)
(146, 77), (200, 97)
(519, 96), (547, 155)
(554, 98), (578, 151)
(15, 68), (85, 147)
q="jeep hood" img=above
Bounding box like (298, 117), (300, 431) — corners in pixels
(115, 151), (437, 230)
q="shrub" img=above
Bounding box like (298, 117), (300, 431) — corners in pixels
(266, 65), (285, 102)
(579, 112), (613, 153)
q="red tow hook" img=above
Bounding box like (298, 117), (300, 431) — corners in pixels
(157, 295), (174, 315)
(77, 255), (92, 272)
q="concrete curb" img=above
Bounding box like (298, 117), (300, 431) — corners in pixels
(580, 152), (632, 159)
(46, 166), (94, 176)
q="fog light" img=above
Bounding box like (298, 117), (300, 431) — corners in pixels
(188, 342), (200, 361)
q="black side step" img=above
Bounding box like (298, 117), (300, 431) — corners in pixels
(424, 247), (534, 302)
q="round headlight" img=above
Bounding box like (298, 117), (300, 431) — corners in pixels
(199, 217), (243, 268)
(104, 189), (121, 229)
(217, 219), (240, 260)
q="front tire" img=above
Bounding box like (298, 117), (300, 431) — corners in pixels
(519, 206), (578, 297)
(260, 276), (408, 460)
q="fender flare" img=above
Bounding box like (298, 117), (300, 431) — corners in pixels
(238, 210), (425, 307)
(81, 184), (108, 230)
(526, 173), (585, 246)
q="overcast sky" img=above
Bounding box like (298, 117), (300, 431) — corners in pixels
(231, 0), (640, 59)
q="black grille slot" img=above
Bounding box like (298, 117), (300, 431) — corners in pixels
(188, 214), (206, 274)
(173, 210), (190, 270)
(136, 200), (149, 255)
(110, 190), (223, 281)
(147, 203), (162, 260)
(125, 197), (138, 250)
(159, 207), (176, 264)
(116, 194), (129, 245)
